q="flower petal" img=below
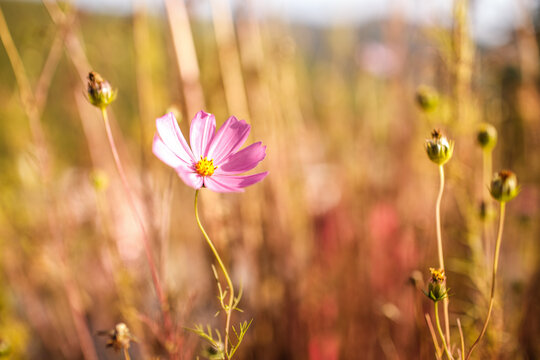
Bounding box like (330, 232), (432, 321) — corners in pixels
(152, 134), (184, 168)
(176, 165), (203, 189)
(156, 113), (195, 165)
(204, 172), (268, 193)
(216, 142), (266, 175)
(207, 116), (251, 164)
(190, 110), (216, 160)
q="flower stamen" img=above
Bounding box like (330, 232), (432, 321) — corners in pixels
(195, 157), (217, 176)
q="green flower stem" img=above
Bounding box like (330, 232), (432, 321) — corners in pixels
(465, 202), (506, 360)
(195, 189), (235, 359)
(435, 302), (454, 360)
(435, 165), (451, 345)
(482, 148), (493, 256)
(100, 109), (174, 344)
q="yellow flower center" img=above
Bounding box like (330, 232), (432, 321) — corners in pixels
(429, 268), (445, 283)
(195, 157), (217, 176)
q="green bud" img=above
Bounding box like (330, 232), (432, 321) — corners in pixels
(87, 71), (116, 109)
(90, 169), (109, 192)
(203, 341), (225, 360)
(0, 339), (11, 357)
(425, 129), (454, 165)
(425, 268), (449, 303)
(415, 85), (439, 112)
(490, 170), (519, 203)
(476, 123), (497, 151)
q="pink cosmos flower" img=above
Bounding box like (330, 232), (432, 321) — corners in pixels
(153, 111), (268, 192)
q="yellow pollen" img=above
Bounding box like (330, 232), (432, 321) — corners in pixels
(195, 157), (217, 176)
(429, 268), (445, 282)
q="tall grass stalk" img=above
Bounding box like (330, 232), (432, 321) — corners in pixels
(465, 202), (506, 360)
(0, 8), (99, 359)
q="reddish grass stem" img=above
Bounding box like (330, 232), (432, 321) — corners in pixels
(99, 108), (174, 353)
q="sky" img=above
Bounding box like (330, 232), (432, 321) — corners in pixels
(50, 0), (540, 47)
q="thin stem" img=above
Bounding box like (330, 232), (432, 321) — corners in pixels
(435, 302), (454, 360)
(457, 318), (465, 360)
(194, 190), (235, 359)
(100, 108), (173, 344)
(465, 202), (506, 360)
(482, 149), (493, 259)
(436, 165), (451, 345)
(436, 165), (446, 270)
(123, 348), (131, 360)
(425, 313), (443, 360)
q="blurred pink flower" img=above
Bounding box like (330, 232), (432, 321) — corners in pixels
(153, 111), (268, 192)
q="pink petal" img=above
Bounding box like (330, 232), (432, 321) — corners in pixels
(216, 142), (266, 175)
(175, 165), (204, 189)
(189, 110), (216, 160)
(204, 172), (268, 193)
(156, 113), (195, 165)
(207, 116), (251, 164)
(152, 134), (184, 168)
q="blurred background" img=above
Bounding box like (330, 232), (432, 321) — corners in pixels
(0, 0), (539, 358)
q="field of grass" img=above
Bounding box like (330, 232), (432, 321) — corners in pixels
(0, 1), (539, 359)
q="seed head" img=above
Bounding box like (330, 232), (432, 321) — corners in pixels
(415, 85), (439, 113)
(476, 123), (497, 151)
(490, 170), (519, 203)
(425, 268), (449, 302)
(87, 71), (116, 109)
(425, 129), (454, 165)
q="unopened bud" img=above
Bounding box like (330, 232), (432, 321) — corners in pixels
(87, 71), (116, 109)
(425, 129), (454, 165)
(476, 123), (497, 151)
(490, 170), (519, 203)
(203, 341), (224, 359)
(0, 339), (11, 357)
(90, 169), (109, 192)
(99, 323), (134, 351)
(425, 268), (449, 302)
(416, 85), (439, 113)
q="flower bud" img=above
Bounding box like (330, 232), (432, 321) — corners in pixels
(0, 339), (11, 357)
(490, 170), (519, 203)
(476, 123), (497, 151)
(90, 169), (109, 192)
(425, 268), (449, 302)
(203, 341), (224, 359)
(425, 129), (454, 165)
(415, 85), (439, 113)
(99, 323), (134, 351)
(87, 71), (116, 109)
